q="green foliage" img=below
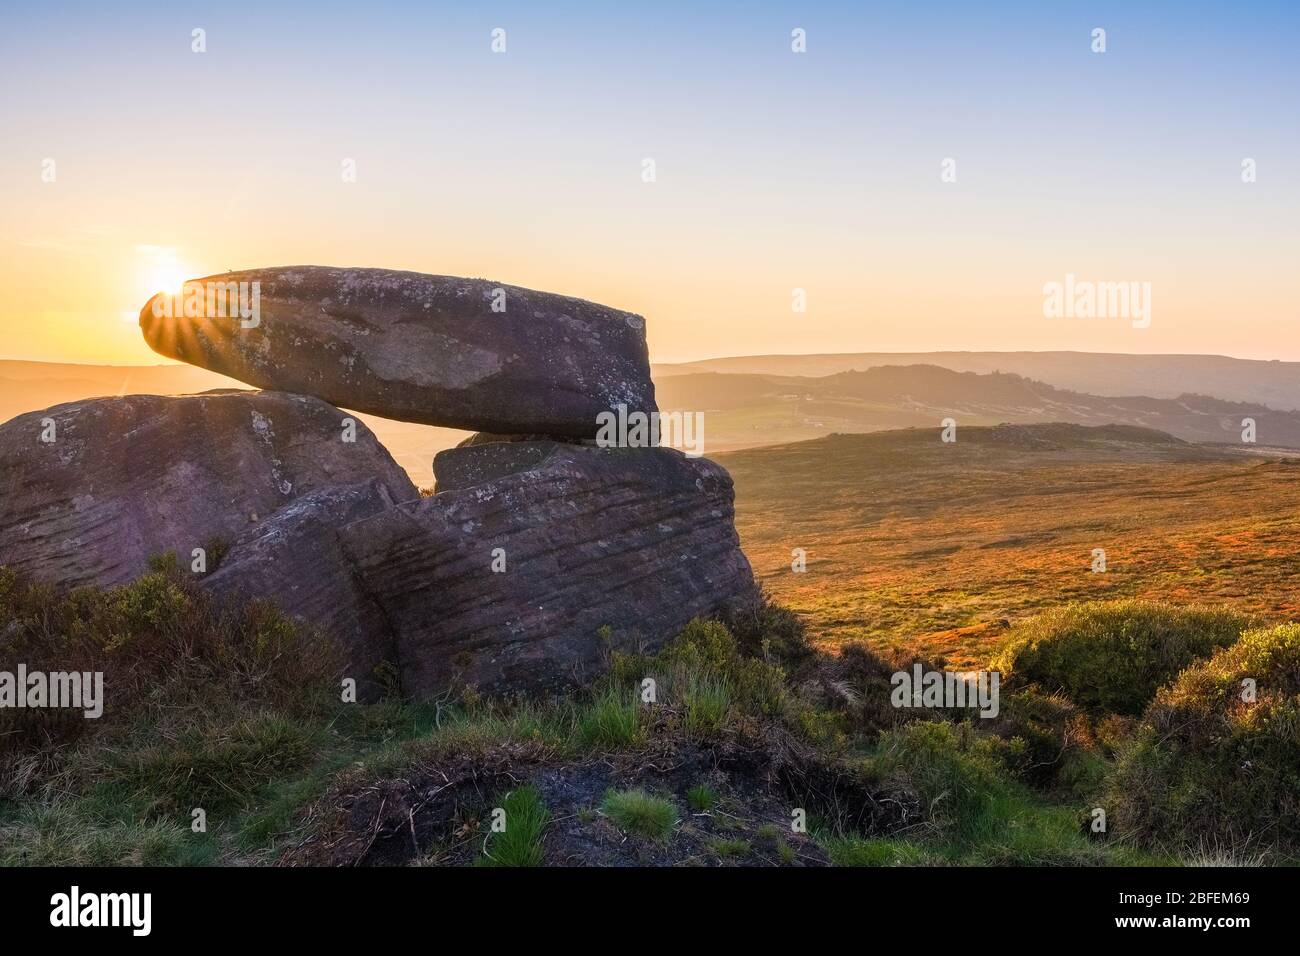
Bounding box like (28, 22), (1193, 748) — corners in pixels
(0, 565), (342, 798)
(983, 687), (1110, 796)
(992, 601), (1249, 715)
(575, 685), (644, 749)
(721, 594), (814, 667)
(1106, 624), (1300, 856)
(115, 714), (318, 816)
(601, 788), (678, 841)
(869, 721), (1006, 839)
(685, 784), (718, 812)
(711, 837), (750, 858)
(479, 785), (550, 867)
(824, 836), (936, 867)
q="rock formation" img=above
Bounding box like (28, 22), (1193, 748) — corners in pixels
(138, 266), (658, 437)
(342, 443), (757, 696)
(0, 390), (415, 588)
(201, 479), (404, 697)
(0, 267), (756, 699)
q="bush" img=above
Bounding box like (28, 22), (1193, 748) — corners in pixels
(0, 564), (341, 797)
(992, 601), (1248, 715)
(1105, 624), (1300, 856)
(722, 593), (814, 667)
(831, 642), (947, 738)
(983, 687), (1109, 796)
(868, 722), (1006, 840)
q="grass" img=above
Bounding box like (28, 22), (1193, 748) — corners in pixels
(479, 786), (550, 867)
(601, 789), (678, 841)
(686, 784), (718, 812)
(718, 430), (1300, 667)
(3, 552), (1296, 867)
(575, 685), (644, 749)
(711, 838), (750, 858)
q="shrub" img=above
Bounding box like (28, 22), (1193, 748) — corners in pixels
(831, 642), (946, 738)
(479, 785), (550, 867)
(868, 722), (1006, 840)
(722, 593), (814, 667)
(983, 687), (1108, 796)
(0, 565), (341, 797)
(1105, 624), (1300, 856)
(601, 788), (678, 841)
(992, 601), (1248, 715)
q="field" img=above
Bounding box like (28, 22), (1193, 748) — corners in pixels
(720, 424), (1300, 668)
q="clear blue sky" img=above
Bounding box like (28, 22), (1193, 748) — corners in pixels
(2, 1), (1296, 362)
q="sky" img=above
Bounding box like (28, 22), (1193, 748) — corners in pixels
(1, 1), (1297, 365)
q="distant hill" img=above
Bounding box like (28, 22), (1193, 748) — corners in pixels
(654, 364), (1300, 451)
(716, 423), (1300, 664)
(6, 357), (1297, 486)
(653, 351), (1300, 411)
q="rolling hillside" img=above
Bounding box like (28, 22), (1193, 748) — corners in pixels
(655, 351), (1300, 411)
(718, 424), (1300, 667)
(656, 364), (1300, 452)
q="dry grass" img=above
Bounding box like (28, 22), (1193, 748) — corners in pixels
(720, 427), (1300, 667)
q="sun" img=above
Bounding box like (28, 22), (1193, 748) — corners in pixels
(144, 261), (190, 296)
(136, 246), (193, 297)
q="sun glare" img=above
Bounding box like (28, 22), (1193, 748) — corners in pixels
(144, 262), (190, 296)
(137, 246), (192, 298)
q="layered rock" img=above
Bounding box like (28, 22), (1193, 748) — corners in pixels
(0, 390), (416, 589)
(432, 438), (566, 493)
(341, 444), (758, 696)
(139, 266), (657, 436)
(201, 479), (402, 698)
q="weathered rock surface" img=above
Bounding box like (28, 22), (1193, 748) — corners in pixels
(432, 439), (565, 493)
(340, 444), (758, 697)
(139, 266), (658, 436)
(0, 390), (416, 588)
(202, 480), (402, 698)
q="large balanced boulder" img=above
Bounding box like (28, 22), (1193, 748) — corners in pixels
(202, 479), (403, 697)
(139, 266), (658, 436)
(340, 444), (758, 696)
(0, 390), (416, 588)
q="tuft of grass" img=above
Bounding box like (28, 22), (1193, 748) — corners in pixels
(601, 788), (678, 841)
(478, 785), (550, 867)
(682, 676), (732, 737)
(575, 686), (643, 749)
(711, 838), (750, 858)
(686, 784), (718, 812)
(992, 600), (1249, 715)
